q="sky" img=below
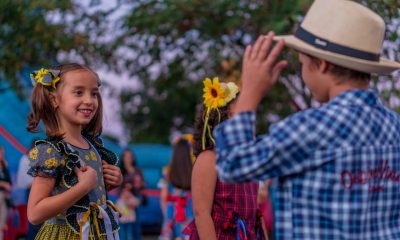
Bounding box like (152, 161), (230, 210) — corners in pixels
(78, 0), (138, 144)
(97, 70), (138, 145)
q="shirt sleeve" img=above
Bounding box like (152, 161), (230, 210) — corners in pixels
(27, 143), (65, 179)
(214, 110), (331, 183)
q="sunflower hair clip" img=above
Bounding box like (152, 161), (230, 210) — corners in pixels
(30, 68), (61, 90)
(202, 77), (239, 150)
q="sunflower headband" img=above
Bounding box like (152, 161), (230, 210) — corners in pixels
(30, 68), (61, 90)
(202, 77), (239, 150)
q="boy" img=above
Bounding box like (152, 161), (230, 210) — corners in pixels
(214, 0), (400, 239)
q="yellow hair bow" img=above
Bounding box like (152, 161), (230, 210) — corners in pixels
(30, 68), (61, 89)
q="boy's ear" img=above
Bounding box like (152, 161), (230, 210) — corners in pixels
(319, 60), (330, 74)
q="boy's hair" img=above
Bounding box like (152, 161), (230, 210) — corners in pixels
(193, 104), (230, 157)
(168, 139), (193, 191)
(305, 53), (371, 84)
(27, 63), (103, 139)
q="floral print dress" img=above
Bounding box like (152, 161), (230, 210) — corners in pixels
(28, 140), (120, 240)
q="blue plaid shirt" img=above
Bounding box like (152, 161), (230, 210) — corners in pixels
(214, 89), (400, 239)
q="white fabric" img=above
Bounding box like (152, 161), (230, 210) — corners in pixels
(16, 155), (33, 189)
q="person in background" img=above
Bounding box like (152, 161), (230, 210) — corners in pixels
(16, 140), (42, 240)
(159, 135), (194, 240)
(158, 165), (170, 224)
(257, 180), (273, 239)
(116, 176), (140, 240)
(120, 148), (146, 240)
(0, 146), (12, 240)
(16, 140), (35, 191)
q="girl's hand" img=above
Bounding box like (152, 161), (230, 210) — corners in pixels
(102, 160), (123, 191)
(75, 166), (98, 193)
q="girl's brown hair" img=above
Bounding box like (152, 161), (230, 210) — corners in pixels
(168, 139), (193, 190)
(27, 63), (103, 139)
(193, 104), (230, 157)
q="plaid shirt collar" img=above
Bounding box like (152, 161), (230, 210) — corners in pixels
(328, 88), (380, 107)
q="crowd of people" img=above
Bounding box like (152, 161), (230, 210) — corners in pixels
(2, 0), (400, 239)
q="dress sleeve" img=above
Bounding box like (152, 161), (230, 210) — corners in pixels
(27, 143), (65, 179)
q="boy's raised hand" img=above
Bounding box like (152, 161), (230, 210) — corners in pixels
(102, 160), (123, 191)
(235, 32), (287, 114)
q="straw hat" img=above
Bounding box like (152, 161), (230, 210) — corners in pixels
(274, 0), (400, 74)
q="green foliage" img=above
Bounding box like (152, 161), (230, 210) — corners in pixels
(2, 0), (399, 143)
(118, 0), (400, 143)
(357, 0), (400, 109)
(0, 0), (117, 96)
(118, 0), (313, 143)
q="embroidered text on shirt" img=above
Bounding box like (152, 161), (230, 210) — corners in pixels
(340, 160), (400, 192)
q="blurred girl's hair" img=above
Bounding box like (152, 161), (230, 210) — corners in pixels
(168, 139), (193, 190)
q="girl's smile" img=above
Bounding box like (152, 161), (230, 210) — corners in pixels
(77, 108), (95, 118)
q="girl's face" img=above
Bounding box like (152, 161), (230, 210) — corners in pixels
(123, 151), (134, 166)
(124, 182), (133, 191)
(133, 175), (142, 188)
(53, 70), (99, 129)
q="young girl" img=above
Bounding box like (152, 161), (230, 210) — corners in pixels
(159, 136), (194, 240)
(26, 63), (122, 239)
(116, 177), (140, 240)
(120, 148), (146, 239)
(183, 78), (265, 239)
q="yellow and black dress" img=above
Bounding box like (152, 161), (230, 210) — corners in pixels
(27, 135), (120, 240)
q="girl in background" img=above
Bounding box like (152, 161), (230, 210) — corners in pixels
(257, 180), (274, 239)
(26, 64), (122, 239)
(159, 135), (194, 240)
(120, 148), (146, 240)
(117, 176), (140, 240)
(183, 78), (265, 239)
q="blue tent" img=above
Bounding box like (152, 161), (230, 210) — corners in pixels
(0, 84), (44, 203)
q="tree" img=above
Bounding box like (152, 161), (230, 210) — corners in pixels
(359, 0), (400, 111)
(2, 0), (398, 143)
(276, 0), (400, 112)
(117, 0), (313, 143)
(0, 0), (118, 96)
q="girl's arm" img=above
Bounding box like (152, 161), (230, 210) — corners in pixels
(28, 166), (98, 225)
(160, 183), (168, 217)
(0, 181), (11, 191)
(127, 192), (140, 208)
(192, 150), (218, 240)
